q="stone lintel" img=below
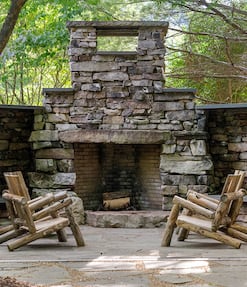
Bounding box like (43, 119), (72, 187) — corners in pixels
(59, 130), (171, 144)
(66, 21), (168, 37)
(66, 21), (169, 31)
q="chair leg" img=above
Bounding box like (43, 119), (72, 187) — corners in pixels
(161, 203), (180, 247)
(177, 220), (242, 249)
(0, 225), (14, 235)
(8, 221), (69, 251)
(65, 207), (85, 246)
(0, 229), (26, 244)
(56, 229), (67, 242)
(177, 228), (190, 241)
(177, 209), (192, 241)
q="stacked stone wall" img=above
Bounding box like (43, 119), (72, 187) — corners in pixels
(0, 107), (36, 196)
(207, 108), (247, 190)
(28, 22), (214, 211)
(67, 22), (167, 130)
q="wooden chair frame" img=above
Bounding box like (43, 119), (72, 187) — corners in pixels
(2, 191), (85, 251)
(0, 171), (85, 249)
(178, 171), (246, 241)
(161, 173), (247, 249)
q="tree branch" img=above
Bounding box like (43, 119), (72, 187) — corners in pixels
(169, 27), (247, 42)
(166, 46), (247, 74)
(0, 0), (28, 55)
(199, 0), (247, 35)
(164, 71), (247, 80)
(206, 2), (247, 17)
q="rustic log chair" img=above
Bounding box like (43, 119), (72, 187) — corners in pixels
(0, 171), (85, 248)
(0, 171), (67, 242)
(2, 191), (85, 251)
(177, 170), (246, 241)
(161, 173), (247, 249)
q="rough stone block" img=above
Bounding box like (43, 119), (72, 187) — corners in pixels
(68, 192), (85, 224)
(36, 159), (57, 173)
(153, 102), (184, 112)
(0, 140), (9, 151)
(70, 61), (119, 72)
(228, 142), (247, 152)
(29, 130), (59, 142)
(160, 155), (213, 175)
(28, 172), (76, 188)
(160, 174), (196, 185)
(32, 141), (52, 150)
(161, 144), (176, 154)
(57, 159), (74, 172)
(47, 113), (68, 123)
(166, 110), (195, 121)
(93, 71), (129, 81)
(190, 139), (207, 156)
(35, 148), (74, 159)
(161, 185), (178, 195)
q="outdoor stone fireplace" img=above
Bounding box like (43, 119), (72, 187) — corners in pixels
(28, 21), (214, 220)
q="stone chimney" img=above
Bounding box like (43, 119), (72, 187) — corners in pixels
(28, 21), (213, 212)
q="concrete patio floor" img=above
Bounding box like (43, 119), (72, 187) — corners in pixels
(0, 225), (247, 287)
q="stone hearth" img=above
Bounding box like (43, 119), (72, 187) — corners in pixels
(85, 210), (169, 228)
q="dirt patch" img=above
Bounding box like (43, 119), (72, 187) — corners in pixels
(0, 277), (43, 287)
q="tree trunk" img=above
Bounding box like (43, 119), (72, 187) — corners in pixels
(0, 0), (28, 55)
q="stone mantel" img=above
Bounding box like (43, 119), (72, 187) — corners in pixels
(59, 130), (172, 144)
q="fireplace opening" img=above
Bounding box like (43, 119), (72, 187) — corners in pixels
(74, 143), (162, 211)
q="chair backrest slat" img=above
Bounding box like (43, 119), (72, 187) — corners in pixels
(4, 171), (31, 201)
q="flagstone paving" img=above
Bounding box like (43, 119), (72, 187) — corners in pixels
(1, 226), (247, 287)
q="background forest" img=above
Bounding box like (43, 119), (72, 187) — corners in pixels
(0, 0), (246, 105)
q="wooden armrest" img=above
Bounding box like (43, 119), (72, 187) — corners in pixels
(28, 196), (43, 204)
(2, 192), (27, 204)
(28, 194), (56, 211)
(221, 189), (247, 202)
(187, 190), (218, 210)
(187, 190), (219, 204)
(32, 197), (72, 221)
(28, 191), (68, 211)
(173, 195), (215, 219)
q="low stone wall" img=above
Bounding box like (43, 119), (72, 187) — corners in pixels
(0, 106), (40, 196)
(202, 104), (247, 191)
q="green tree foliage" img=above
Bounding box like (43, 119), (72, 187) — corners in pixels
(152, 0), (247, 103)
(0, 0), (90, 105)
(0, 0), (246, 105)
